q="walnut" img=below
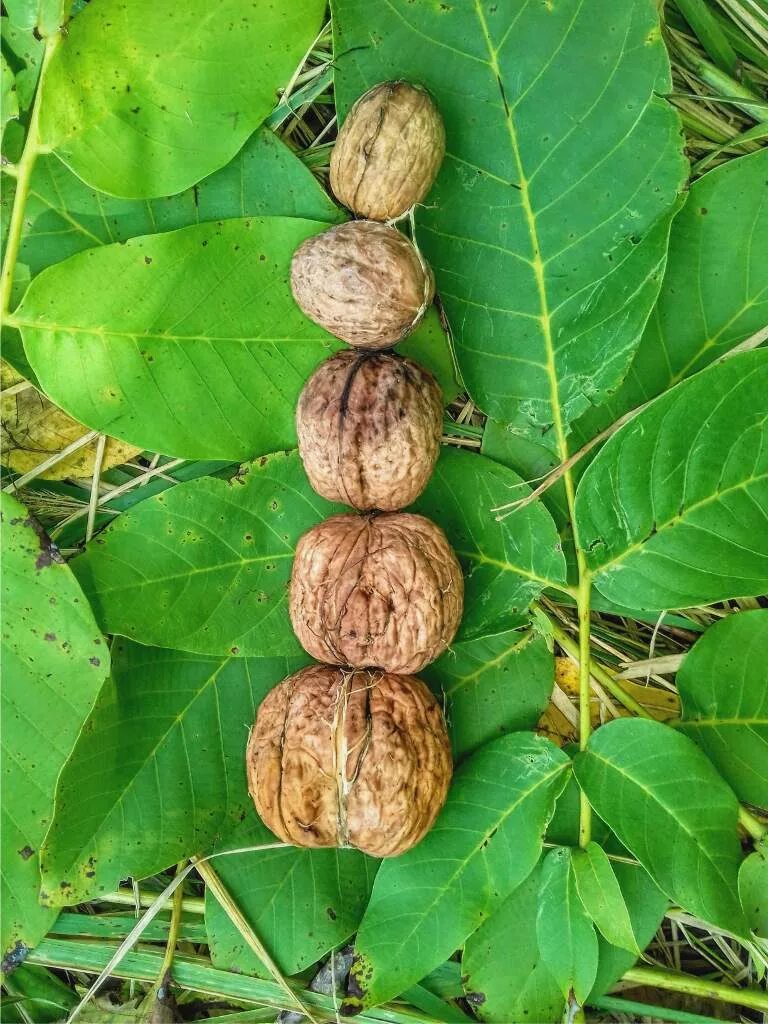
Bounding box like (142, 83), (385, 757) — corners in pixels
(247, 663), (452, 857)
(290, 221), (433, 350)
(297, 350), (443, 511)
(330, 81), (446, 221)
(289, 512), (463, 674)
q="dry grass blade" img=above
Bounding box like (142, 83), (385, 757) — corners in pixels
(2, 429), (99, 492)
(84, 433), (106, 543)
(64, 845), (291, 1024)
(194, 857), (320, 1024)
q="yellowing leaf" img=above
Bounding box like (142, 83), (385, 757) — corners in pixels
(539, 657), (679, 746)
(1, 367), (139, 479)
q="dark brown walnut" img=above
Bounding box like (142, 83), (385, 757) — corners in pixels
(289, 512), (463, 674)
(330, 81), (446, 221)
(297, 350), (443, 511)
(290, 221), (433, 350)
(247, 664), (452, 857)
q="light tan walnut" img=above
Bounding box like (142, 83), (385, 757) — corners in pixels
(290, 221), (433, 350)
(247, 663), (452, 857)
(296, 350), (443, 511)
(289, 511), (463, 674)
(330, 81), (445, 221)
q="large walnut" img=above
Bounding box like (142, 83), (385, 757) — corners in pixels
(289, 512), (463, 674)
(247, 664), (452, 857)
(297, 350), (443, 511)
(290, 221), (433, 350)
(330, 81), (445, 221)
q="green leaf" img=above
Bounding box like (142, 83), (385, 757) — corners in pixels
(462, 858), (666, 1023)
(17, 217), (452, 460)
(572, 148), (768, 454)
(16, 218), (335, 460)
(0, 964), (78, 1023)
(536, 847), (599, 1006)
(739, 838), (768, 938)
(571, 842), (640, 954)
(40, 638), (308, 905)
(332, 0), (686, 442)
(1, 493), (109, 962)
(344, 733), (570, 1012)
(1, 53), (19, 135)
(412, 448), (568, 640)
(574, 718), (749, 935)
(70, 451), (339, 656)
(423, 624), (554, 760)
(4, 0), (70, 36)
(589, 861), (668, 998)
(400, 311), (461, 405)
(39, 0), (326, 197)
(462, 863), (563, 1024)
(575, 351), (768, 610)
(0, 18), (42, 115)
(206, 818), (377, 976)
(17, 130), (343, 279)
(676, 610), (768, 809)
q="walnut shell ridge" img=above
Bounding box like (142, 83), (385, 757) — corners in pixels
(289, 512), (463, 674)
(247, 664), (452, 857)
(297, 350), (443, 512)
(290, 221), (433, 350)
(330, 81), (446, 221)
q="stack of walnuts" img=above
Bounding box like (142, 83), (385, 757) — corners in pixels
(247, 83), (463, 858)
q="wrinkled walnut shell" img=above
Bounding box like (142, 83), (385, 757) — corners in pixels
(289, 512), (463, 674)
(330, 81), (446, 221)
(297, 350), (443, 511)
(247, 664), (452, 857)
(290, 221), (433, 350)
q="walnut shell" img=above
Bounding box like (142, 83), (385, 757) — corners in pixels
(290, 221), (433, 350)
(247, 664), (452, 856)
(289, 512), (463, 674)
(297, 350), (443, 512)
(330, 81), (446, 221)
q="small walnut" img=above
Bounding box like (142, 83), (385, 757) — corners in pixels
(289, 512), (463, 674)
(290, 221), (433, 350)
(330, 81), (446, 221)
(247, 663), (452, 856)
(297, 350), (443, 511)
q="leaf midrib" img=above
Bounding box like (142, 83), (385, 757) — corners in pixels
(471, 0), (569, 465)
(591, 468), (768, 576)
(85, 551), (294, 595)
(14, 316), (321, 347)
(442, 630), (534, 696)
(457, 548), (564, 592)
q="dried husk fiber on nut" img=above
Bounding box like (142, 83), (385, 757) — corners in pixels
(330, 81), (446, 221)
(290, 220), (433, 350)
(297, 349), (443, 511)
(247, 663), (452, 857)
(289, 511), (463, 674)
